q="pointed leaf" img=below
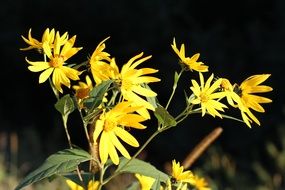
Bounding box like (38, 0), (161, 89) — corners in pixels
(154, 104), (176, 127)
(55, 94), (75, 117)
(15, 148), (91, 190)
(83, 80), (113, 112)
(116, 158), (169, 188)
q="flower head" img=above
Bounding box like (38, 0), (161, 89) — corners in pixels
(171, 38), (208, 72)
(66, 179), (99, 190)
(190, 175), (211, 190)
(135, 174), (155, 190)
(25, 31), (82, 93)
(89, 37), (116, 85)
(93, 101), (147, 165)
(171, 160), (195, 184)
(119, 52), (160, 119)
(21, 28), (68, 52)
(190, 73), (227, 118)
(73, 75), (93, 107)
(233, 74), (273, 127)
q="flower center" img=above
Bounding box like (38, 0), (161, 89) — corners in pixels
(49, 55), (64, 68)
(104, 119), (117, 132)
(76, 88), (90, 99)
(200, 92), (209, 103)
(121, 79), (133, 91)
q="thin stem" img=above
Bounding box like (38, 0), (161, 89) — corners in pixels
(62, 116), (73, 148)
(43, 54), (84, 186)
(165, 68), (184, 110)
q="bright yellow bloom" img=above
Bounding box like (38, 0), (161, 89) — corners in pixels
(66, 179), (99, 190)
(21, 28), (55, 51)
(135, 174), (155, 190)
(171, 160), (195, 184)
(89, 37), (115, 85)
(219, 78), (242, 107)
(190, 175), (211, 190)
(26, 32), (82, 93)
(73, 75), (93, 107)
(119, 52), (160, 119)
(93, 101), (147, 165)
(190, 73), (227, 118)
(20, 28), (68, 52)
(234, 74), (273, 127)
(171, 38), (208, 72)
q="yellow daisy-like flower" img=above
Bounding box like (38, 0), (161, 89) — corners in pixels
(234, 74), (273, 127)
(135, 174), (156, 190)
(66, 179), (99, 190)
(190, 175), (211, 190)
(26, 32), (82, 93)
(73, 75), (93, 106)
(219, 78), (242, 107)
(171, 38), (208, 72)
(20, 28), (68, 52)
(190, 73), (227, 118)
(89, 37), (115, 85)
(119, 52), (160, 119)
(93, 101), (147, 165)
(171, 160), (195, 184)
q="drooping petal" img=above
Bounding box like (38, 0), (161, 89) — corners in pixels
(99, 132), (109, 164)
(114, 127), (139, 147)
(39, 68), (54, 83)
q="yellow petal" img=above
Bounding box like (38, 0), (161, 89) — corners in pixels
(39, 67), (54, 83)
(131, 85), (157, 97)
(93, 120), (104, 141)
(114, 127), (139, 147)
(109, 132), (131, 159)
(99, 132), (109, 164)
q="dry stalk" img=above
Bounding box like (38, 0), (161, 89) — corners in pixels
(182, 127), (223, 169)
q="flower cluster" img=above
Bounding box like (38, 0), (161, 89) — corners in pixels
(18, 28), (273, 190)
(172, 39), (273, 127)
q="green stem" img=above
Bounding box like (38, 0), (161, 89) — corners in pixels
(165, 68), (184, 110)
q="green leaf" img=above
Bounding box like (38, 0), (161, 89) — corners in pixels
(83, 80), (113, 112)
(154, 104), (177, 127)
(15, 148), (91, 190)
(173, 71), (179, 89)
(54, 94), (75, 117)
(116, 158), (169, 189)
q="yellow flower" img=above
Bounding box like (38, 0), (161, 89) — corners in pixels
(234, 74), (273, 127)
(190, 73), (227, 118)
(171, 38), (208, 72)
(73, 75), (93, 107)
(89, 37), (115, 85)
(190, 175), (211, 190)
(135, 174), (155, 190)
(93, 101), (147, 165)
(20, 28), (68, 52)
(171, 160), (195, 184)
(26, 32), (82, 93)
(219, 78), (242, 107)
(21, 28), (55, 51)
(66, 179), (99, 190)
(119, 52), (160, 119)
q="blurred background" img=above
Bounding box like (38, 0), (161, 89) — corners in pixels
(0, 0), (284, 189)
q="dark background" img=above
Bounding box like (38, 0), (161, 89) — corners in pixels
(1, 0), (284, 188)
